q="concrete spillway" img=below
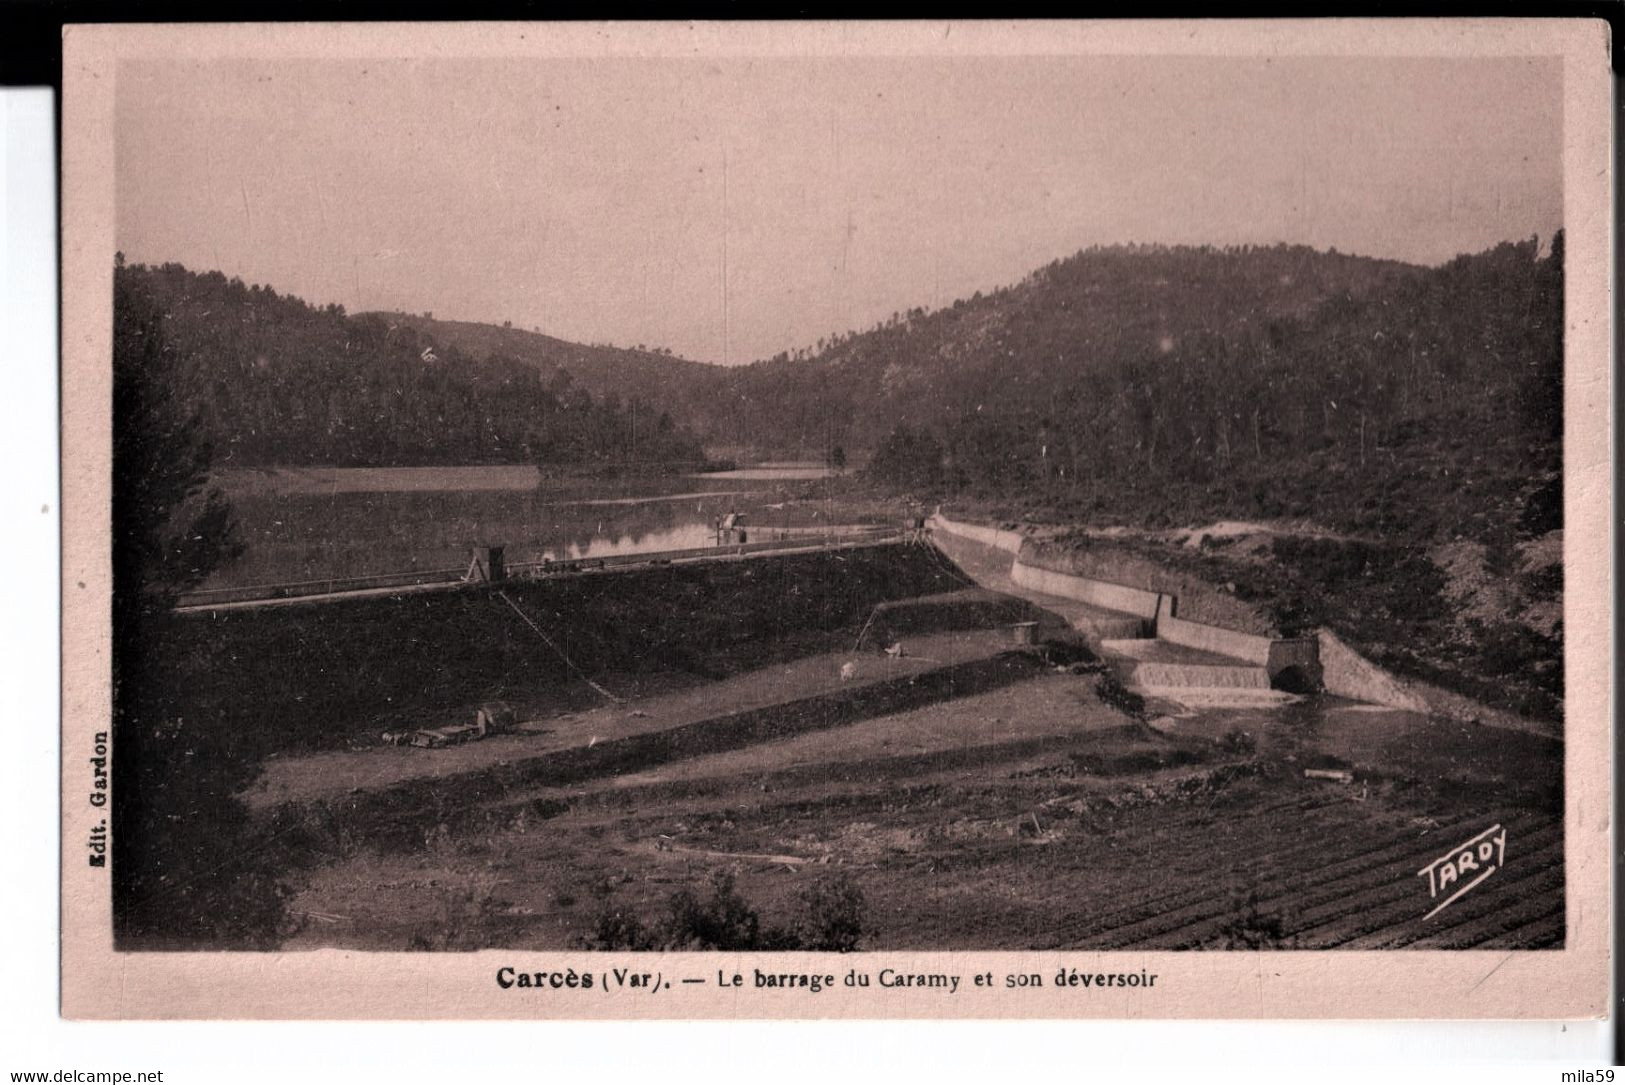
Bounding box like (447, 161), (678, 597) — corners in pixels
(1072, 613), (1154, 639)
(1099, 635), (1274, 698)
(1131, 662), (1271, 689)
(929, 513), (1301, 710)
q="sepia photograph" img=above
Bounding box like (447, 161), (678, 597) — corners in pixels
(57, 19), (1611, 1020)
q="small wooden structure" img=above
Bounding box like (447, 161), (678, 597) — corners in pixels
(715, 512), (748, 546)
(467, 545), (506, 582)
(475, 701), (517, 734)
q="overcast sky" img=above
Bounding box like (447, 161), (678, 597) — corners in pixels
(116, 54), (1562, 365)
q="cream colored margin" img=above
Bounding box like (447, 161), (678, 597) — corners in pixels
(60, 19), (1613, 1020)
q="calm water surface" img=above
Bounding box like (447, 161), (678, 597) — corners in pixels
(220, 465), (544, 494)
(1157, 697), (1561, 798)
(224, 461), (844, 494)
(690, 462), (845, 480)
(209, 463), (876, 587)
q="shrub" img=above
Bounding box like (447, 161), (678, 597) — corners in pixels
(1218, 890), (1296, 950)
(1520, 563), (1563, 599)
(1093, 670), (1145, 720)
(660, 871), (764, 950)
(579, 871), (868, 952)
(580, 908), (655, 951)
(790, 875), (866, 952)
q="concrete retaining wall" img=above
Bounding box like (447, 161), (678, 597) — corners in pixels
(1131, 662), (1271, 690)
(1021, 538), (1275, 635)
(1008, 560), (1163, 619)
(1316, 628), (1429, 712)
(1158, 614), (1273, 666)
(928, 514), (1025, 554)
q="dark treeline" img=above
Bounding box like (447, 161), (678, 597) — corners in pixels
(838, 237), (1563, 723)
(116, 259), (708, 471)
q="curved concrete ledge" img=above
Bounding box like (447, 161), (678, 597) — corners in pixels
(1008, 559), (1162, 619)
(929, 513), (1025, 554)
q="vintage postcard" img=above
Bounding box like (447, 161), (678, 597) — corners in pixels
(60, 19), (1612, 1019)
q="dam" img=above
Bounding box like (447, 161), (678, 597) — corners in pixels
(173, 520), (1562, 954)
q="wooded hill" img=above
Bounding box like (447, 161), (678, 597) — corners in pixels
(363, 310), (721, 427)
(845, 237), (1563, 547)
(708, 243), (1426, 454)
(117, 260), (708, 470)
(121, 235), (1563, 548)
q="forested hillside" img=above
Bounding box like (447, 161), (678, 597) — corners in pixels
(116, 260), (709, 470)
(702, 243), (1427, 454)
(854, 236), (1563, 546)
(364, 311), (721, 427)
(348, 243), (1447, 466)
(119, 234), (1563, 542)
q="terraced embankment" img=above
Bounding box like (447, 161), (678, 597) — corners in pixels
(265, 527), (1562, 952)
(171, 543), (975, 759)
(257, 634), (1051, 853)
